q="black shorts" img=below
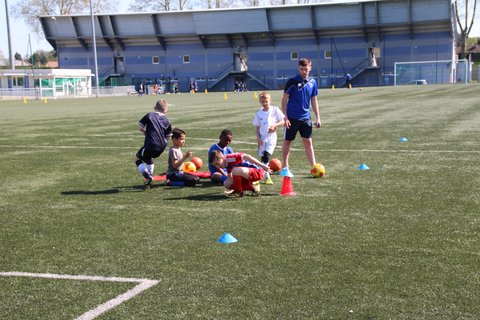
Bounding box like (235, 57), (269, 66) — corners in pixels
(284, 118), (312, 141)
(136, 146), (165, 164)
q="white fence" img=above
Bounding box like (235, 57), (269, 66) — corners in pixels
(0, 86), (136, 100)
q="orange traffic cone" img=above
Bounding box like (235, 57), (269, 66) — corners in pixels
(279, 176), (296, 196)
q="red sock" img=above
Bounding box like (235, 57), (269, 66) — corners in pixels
(243, 178), (253, 191)
(232, 175), (243, 192)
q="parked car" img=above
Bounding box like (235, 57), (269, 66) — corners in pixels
(408, 79), (428, 85)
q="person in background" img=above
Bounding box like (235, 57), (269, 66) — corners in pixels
(345, 73), (352, 88)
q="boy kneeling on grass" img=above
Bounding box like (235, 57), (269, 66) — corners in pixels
(166, 128), (200, 187)
(209, 150), (272, 197)
(135, 99), (172, 189)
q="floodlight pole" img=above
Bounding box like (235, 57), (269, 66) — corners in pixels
(28, 34), (36, 97)
(5, 0), (15, 69)
(90, 0), (99, 97)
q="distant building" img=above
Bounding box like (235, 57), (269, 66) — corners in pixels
(0, 51), (32, 67)
(467, 43), (480, 81)
(39, 0), (457, 90)
(467, 44), (480, 61)
(0, 69), (92, 99)
(45, 60), (59, 68)
(15, 60), (32, 67)
(0, 51), (8, 67)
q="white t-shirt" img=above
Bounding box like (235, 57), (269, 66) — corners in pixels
(253, 106), (284, 140)
(253, 106), (285, 155)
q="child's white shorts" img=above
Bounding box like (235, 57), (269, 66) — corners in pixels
(258, 133), (277, 156)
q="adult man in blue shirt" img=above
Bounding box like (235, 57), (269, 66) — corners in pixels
(281, 58), (321, 175)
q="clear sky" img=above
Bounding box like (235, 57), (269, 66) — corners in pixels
(0, 0), (130, 57)
(1, 0), (479, 59)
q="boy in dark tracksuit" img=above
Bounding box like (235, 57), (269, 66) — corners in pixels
(135, 99), (172, 189)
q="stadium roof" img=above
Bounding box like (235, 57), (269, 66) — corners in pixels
(39, 0), (453, 50)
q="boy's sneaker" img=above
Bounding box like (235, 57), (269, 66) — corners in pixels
(280, 167), (294, 178)
(144, 176), (154, 190)
(264, 177), (273, 185)
(251, 182), (261, 196)
(224, 189), (243, 198)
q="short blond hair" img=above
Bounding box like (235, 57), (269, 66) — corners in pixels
(154, 99), (169, 112)
(258, 92), (271, 101)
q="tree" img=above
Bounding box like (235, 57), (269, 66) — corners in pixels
(454, 0), (478, 58)
(12, 0), (114, 36)
(178, 0), (189, 10)
(28, 50), (57, 66)
(28, 50), (49, 66)
(128, 0), (196, 11)
(127, 0), (272, 11)
(127, 0), (317, 11)
(14, 52), (22, 61)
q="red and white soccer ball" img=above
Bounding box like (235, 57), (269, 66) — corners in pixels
(311, 163), (325, 178)
(182, 161), (197, 173)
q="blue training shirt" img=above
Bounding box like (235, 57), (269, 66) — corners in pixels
(284, 75), (318, 121)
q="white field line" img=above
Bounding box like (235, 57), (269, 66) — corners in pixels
(0, 271), (160, 320)
(322, 148), (480, 154)
(0, 144), (479, 154)
(74, 280), (159, 320)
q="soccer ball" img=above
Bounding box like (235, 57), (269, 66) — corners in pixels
(182, 161), (197, 173)
(190, 157), (203, 170)
(268, 158), (282, 172)
(310, 163), (325, 178)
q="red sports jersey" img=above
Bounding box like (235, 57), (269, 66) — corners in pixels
(225, 153), (243, 172)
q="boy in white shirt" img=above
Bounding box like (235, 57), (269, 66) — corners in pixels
(253, 92), (285, 185)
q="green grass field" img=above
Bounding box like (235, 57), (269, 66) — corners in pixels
(1, 84), (479, 319)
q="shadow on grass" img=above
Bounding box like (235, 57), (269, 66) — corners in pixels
(164, 193), (227, 201)
(61, 184), (151, 195)
(61, 179), (215, 196)
(60, 180), (279, 198)
(62, 189), (121, 195)
(165, 192), (278, 201)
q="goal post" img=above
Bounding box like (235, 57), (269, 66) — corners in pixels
(394, 59), (469, 86)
